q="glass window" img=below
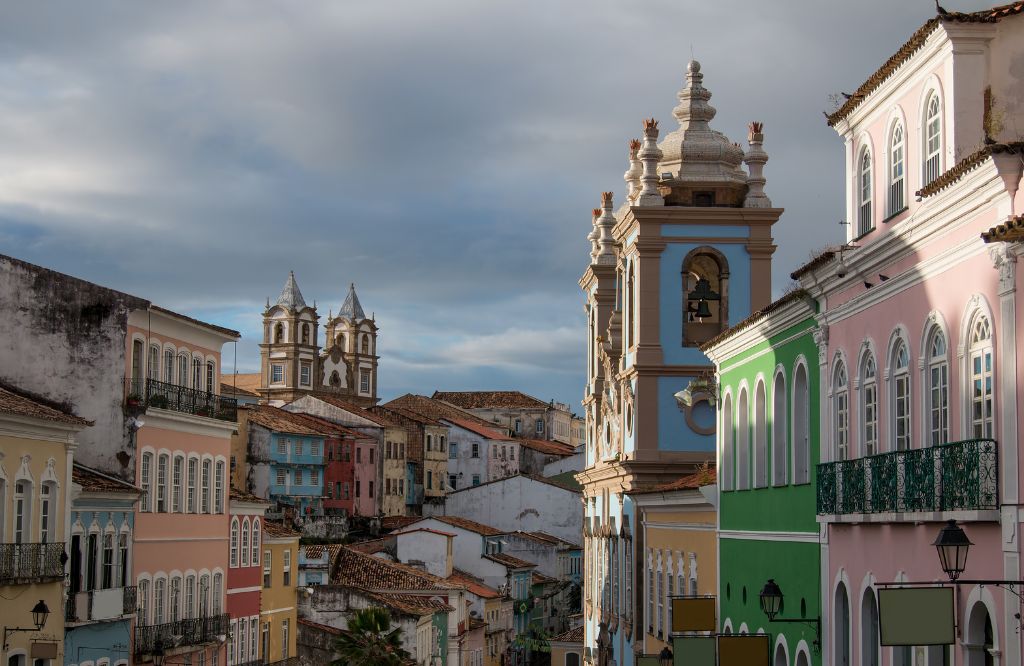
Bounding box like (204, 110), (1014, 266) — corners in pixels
(271, 364), (284, 383)
(192, 358), (202, 390)
(263, 551), (272, 588)
(283, 549), (291, 586)
(138, 579), (150, 625)
(118, 533), (128, 587)
(859, 149), (872, 234)
(861, 354), (878, 456)
(889, 123), (905, 216)
(213, 573), (223, 614)
(970, 316), (994, 438)
(187, 458), (198, 513)
(185, 575), (195, 619)
(149, 344), (160, 380)
(154, 577), (166, 625)
(924, 94), (941, 185)
(39, 483), (54, 543)
(172, 456), (184, 512)
(360, 371), (370, 393)
(928, 330), (949, 446)
(471, 443), (479, 458)
(164, 349), (175, 383)
(206, 361), (215, 393)
(230, 519), (239, 567)
(300, 363), (311, 386)
(251, 520), (260, 565)
(892, 341), (911, 451)
(276, 468), (286, 485)
(241, 518), (250, 567)
(201, 459), (211, 513)
(170, 576), (182, 622)
(535, 419), (544, 434)
(295, 440), (303, 456)
(472, 474), (481, 486)
(101, 533), (114, 588)
(177, 353), (189, 387)
(215, 461), (225, 513)
(157, 454), (168, 512)
(140, 453), (152, 512)
(833, 361), (850, 460)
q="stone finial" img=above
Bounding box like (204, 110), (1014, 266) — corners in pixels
(588, 208), (601, 262)
(743, 121), (771, 208)
(624, 139), (643, 203)
(637, 119), (664, 206)
(596, 193), (618, 265)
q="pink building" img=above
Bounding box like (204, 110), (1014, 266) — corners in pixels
(127, 306), (239, 664)
(795, 5), (1024, 666)
(228, 489), (268, 665)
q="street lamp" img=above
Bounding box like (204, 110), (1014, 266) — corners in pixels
(758, 579), (821, 652)
(2, 599), (49, 649)
(659, 645), (673, 666)
(933, 519), (972, 582)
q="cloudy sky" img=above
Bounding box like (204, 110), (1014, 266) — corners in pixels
(0, 1), (996, 409)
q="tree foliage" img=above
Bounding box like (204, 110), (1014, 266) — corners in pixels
(332, 607), (412, 666)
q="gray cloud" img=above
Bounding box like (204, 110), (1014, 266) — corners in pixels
(0, 0), (998, 408)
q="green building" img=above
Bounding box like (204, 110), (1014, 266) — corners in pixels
(702, 290), (820, 666)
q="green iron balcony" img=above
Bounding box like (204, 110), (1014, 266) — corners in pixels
(125, 377), (237, 422)
(816, 438), (998, 516)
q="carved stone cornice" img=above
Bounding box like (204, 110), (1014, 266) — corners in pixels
(989, 242), (1018, 296)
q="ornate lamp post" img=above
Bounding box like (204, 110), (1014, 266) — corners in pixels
(933, 519), (973, 582)
(3, 599), (50, 650)
(758, 579), (821, 652)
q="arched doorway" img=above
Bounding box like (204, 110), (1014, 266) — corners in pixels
(861, 588), (879, 666)
(774, 641), (788, 666)
(795, 650), (809, 666)
(966, 601), (995, 666)
(835, 582), (851, 666)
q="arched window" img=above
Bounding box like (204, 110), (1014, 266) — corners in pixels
(157, 453), (169, 513)
(682, 248), (729, 347)
(861, 588), (880, 666)
(184, 574), (195, 619)
(215, 460), (225, 513)
(927, 328), (949, 446)
(39, 482), (56, 544)
(164, 349), (174, 383)
(793, 363), (810, 484)
(301, 323), (310, 345)
(251, 519), (260, 565)
(206, 361), (215, 393)
(754, 381), (767, 488)
(138, 578), (150, 624)
(148, 344), (160, 380)
(627, 261), (635, 348)
(172, 455), (184, 512)
(241, 518), (250, 567)
(230, 518), (239, 567)
(131, 339), (144, 383)
(140, 452), (152, 512)
(891, 340), (911, 451)
(835, 582), (851, 666)
(833, 361), (850, 460)
(772, 372), (787, 486)
(969, 315), (994, 438)
(170, 575), (182, 623)
(858, 148), (873, 235)
(201, 459), (211, 513)
(212, 572), (223, 614)
(359, 334), (368, 354)
(187, 457), (198, 513)
(861, 353), (878, 457)
(923, 93), (942, 186)
(177, 353), (189, 386)
(199, 573), (210, 616)
(721, 394), (734, 491)
(889, 123), (905, 216)
(154, 577), (166, 625)
(274, 322), (284, 343)
(192, 358), (202, 390)
(737, 388), (749, 490)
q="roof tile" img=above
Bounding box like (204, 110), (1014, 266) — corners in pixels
(432, 390), (551, 410)
(0, 383), (91, 427)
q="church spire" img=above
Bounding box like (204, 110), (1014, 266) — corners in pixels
(339, 283), (366, 320)
(276, 271), (307, 310)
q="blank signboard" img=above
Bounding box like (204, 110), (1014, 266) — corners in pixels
(672, 636), (716, 666)
(636, 658), (661, 666)
(671, 597), (717, 632)
(879, 587), (955, 646)
(718, 634), (770, 666)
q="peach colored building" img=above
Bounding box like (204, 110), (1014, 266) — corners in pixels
(797, 5), (1024, 666)
(126, 306), (239, 665)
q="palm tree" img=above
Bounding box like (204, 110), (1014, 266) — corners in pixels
(332, 607), (412, 666)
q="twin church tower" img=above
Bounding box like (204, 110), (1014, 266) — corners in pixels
(257, 272), (379, 406)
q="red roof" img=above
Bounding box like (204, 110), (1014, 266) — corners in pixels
(550, 626), (584, 643)
(248, 405), (330, 437)
(442, 416), (513, 441)
(73, 464), (140, 494)
(632, 467), (717, 494)
(484, 552), (536, 570)
(411, 515), (503, 537)
(445, 569), (501, 599)
(517, 438), (574, 456)
(394, 527), (457, 539)
(262, 521), (301, 539)
(306, 395), (401, 428)
(433, 390), (550, 410)
(0, 383), (91, 427)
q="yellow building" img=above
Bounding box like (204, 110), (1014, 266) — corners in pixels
(549, 626), (583, 666)
(0, 383), (90, 666)
(630, 468), (718, 656)
(261, 521), (300, 662)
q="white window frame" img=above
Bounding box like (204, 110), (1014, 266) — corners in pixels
(771, 370), (787, 486)
(888, 122), (905, 217)
(891, 340), (911, 451)
(968, 315), (994, 439)
(858, 147), (873, 235)
(923, 92), (942, 186)
(833, 360), (849, 461)
(927, 328), (949, 446)
(861, 351), (878, 457)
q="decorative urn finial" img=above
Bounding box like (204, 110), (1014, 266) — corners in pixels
(743, 121), (772, 208)
(624, 139), (643, 203)
(637, 120), (664, 206)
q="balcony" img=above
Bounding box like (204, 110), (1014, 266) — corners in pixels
(126, 378), (237, 422)
(0, 543), (65, 583)
(66, 586), (137, 623)
(134, 613), (230, 655)
(817, 439), (998, 518)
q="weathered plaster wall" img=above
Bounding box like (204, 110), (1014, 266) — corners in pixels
(0, 254), (148, 479)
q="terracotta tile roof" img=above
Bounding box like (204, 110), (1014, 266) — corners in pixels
(298, 618), (343, 635)
(150, 304), (240, 338)
(262, 520), (301, 539)
(518, 439), (575, 456)
(381, 516), (422, 531)
(230, 487), (270, 504)
(304, 544), (329, 559)
(394, 527), (457, 539)
(72, 464), (140, 494)
(790, 248), (839, 280)
(278, 410), (371, 439)
(441, 416), (514, 441)
(631, 467), (717, 495)
(248, 405), (330, 437)
(0, 383), (91, 427)
(413, 515), (504, 537)
(375, 404), (445, 427)
(700, 288), (812, 351)
(332, 545), (459, 591)
(310, 396), (400, 427)
(446, 473), (583, 496)
(361, 590), (453, 616)
(445, 569), (501, 599)
(432, 390), (550, 410)
(550, 626), (584, 643)
(827, 3), (1024, 127)
(484, 552), (536, 570)
(221, 373), (261, 397)
(919, 142), (1024, 199)
(982, 214), (1024, 243)
(531, 571), (557, 585)
(386, 394), (504, 431)
(347, 537), (391, 555)
(513, 531), (581, 550)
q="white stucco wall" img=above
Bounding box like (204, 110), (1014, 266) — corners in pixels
(543, 452), (584, 477)
(395, 530), (452, 579)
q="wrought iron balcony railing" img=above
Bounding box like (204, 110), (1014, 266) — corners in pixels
(65, 586), (138, 623)
(125, 377), (237, 422)
(0, 542), (65, 583)
(817, 438), (998, 515)
(134, 613), (230, 655)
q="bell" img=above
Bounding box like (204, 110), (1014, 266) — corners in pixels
(695, 299), (713, 319)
